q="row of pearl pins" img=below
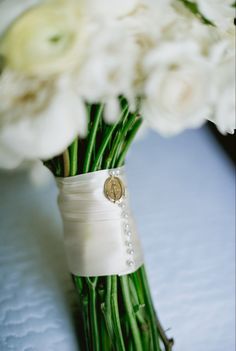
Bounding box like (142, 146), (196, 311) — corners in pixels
(104, 169), (135, 268)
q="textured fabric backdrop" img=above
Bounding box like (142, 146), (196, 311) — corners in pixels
(0, 127), (235, 351)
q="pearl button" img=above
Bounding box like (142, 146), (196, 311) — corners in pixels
(127, 260), (134, 267)
(126, 242), (133, 248)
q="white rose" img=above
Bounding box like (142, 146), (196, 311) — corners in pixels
(0, 72), (87, 169)
(209, 57), (235, 134)
(141, 42), (212, 136)
(0, 0), (87, 76)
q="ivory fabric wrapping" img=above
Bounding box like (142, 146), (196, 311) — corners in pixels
(57, 167), (144, 277)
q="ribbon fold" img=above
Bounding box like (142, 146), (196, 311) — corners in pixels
(57, 167), (144, 277)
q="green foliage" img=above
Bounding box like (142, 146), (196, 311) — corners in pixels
(177, 0), (214, 25)
(73, 267), (173, 350)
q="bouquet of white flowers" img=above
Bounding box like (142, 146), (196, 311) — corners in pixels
(0, 0), (235, 350)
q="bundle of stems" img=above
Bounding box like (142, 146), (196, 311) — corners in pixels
(45, 100), (174, 351)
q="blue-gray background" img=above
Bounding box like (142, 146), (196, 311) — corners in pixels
(0, 127), (235, 351)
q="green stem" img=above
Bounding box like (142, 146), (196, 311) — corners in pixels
(98, 283), (111, 350)
(105, 109), (134, 169)
(120, 276), (143, 351)
(116, 118), (142, 167)
(63, 150), (70, 177)
(111, 276), (126, 351)
(69, 139), (78, 176)
(132, 271), (145, 306)
(104, 277), (114, 341)
(140, 266), (174, 351)
(81, 293), (91, 350)
(74, 277), (91, 351)
(86, 277), (100, 351)
(100, 313), (110, 350)
(139, 267), (162, 351)
(128, 276), (152, 349)
(83, 104), (104, 173)
(91, 120), (119, 172)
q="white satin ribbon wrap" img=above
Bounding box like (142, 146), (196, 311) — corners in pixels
(57, 167), (144, 277)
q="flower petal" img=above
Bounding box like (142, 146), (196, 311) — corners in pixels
(0, 76), (88, 162)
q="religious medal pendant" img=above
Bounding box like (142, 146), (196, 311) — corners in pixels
(104, 170), (125, 203)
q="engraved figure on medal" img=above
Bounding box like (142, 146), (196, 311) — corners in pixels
(104, 175), (125, 203)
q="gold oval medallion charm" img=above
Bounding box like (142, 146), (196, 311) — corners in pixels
(104, 176), (125, 203)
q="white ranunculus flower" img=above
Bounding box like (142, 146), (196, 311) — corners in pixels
(103, 98), (122, 125)
(0, 69), (54, 126)
(86, 0), (140, 19)
(0, 72), (87, 168)
(209, 57), (235, 135)
(141, 42), (212, 136)
(29, 160), (53, 187)
(86, 1), (172, 100)
(0, 0), (87, 76)
(192, 0), (235, 29)
(86, 0), (171, 20)
(171, 0), (235, 66)
(213, 25), (235, 62)
(75, 21), (138, 121)
(0, 0), (41, 37)
(165, 2), (220, 57)
(214, 84), (235, 135)
(0, 143), (24, 169)
(75, 1), (172, 114)
(121, 1), (171, 51)
(86, 0), (171, 46)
